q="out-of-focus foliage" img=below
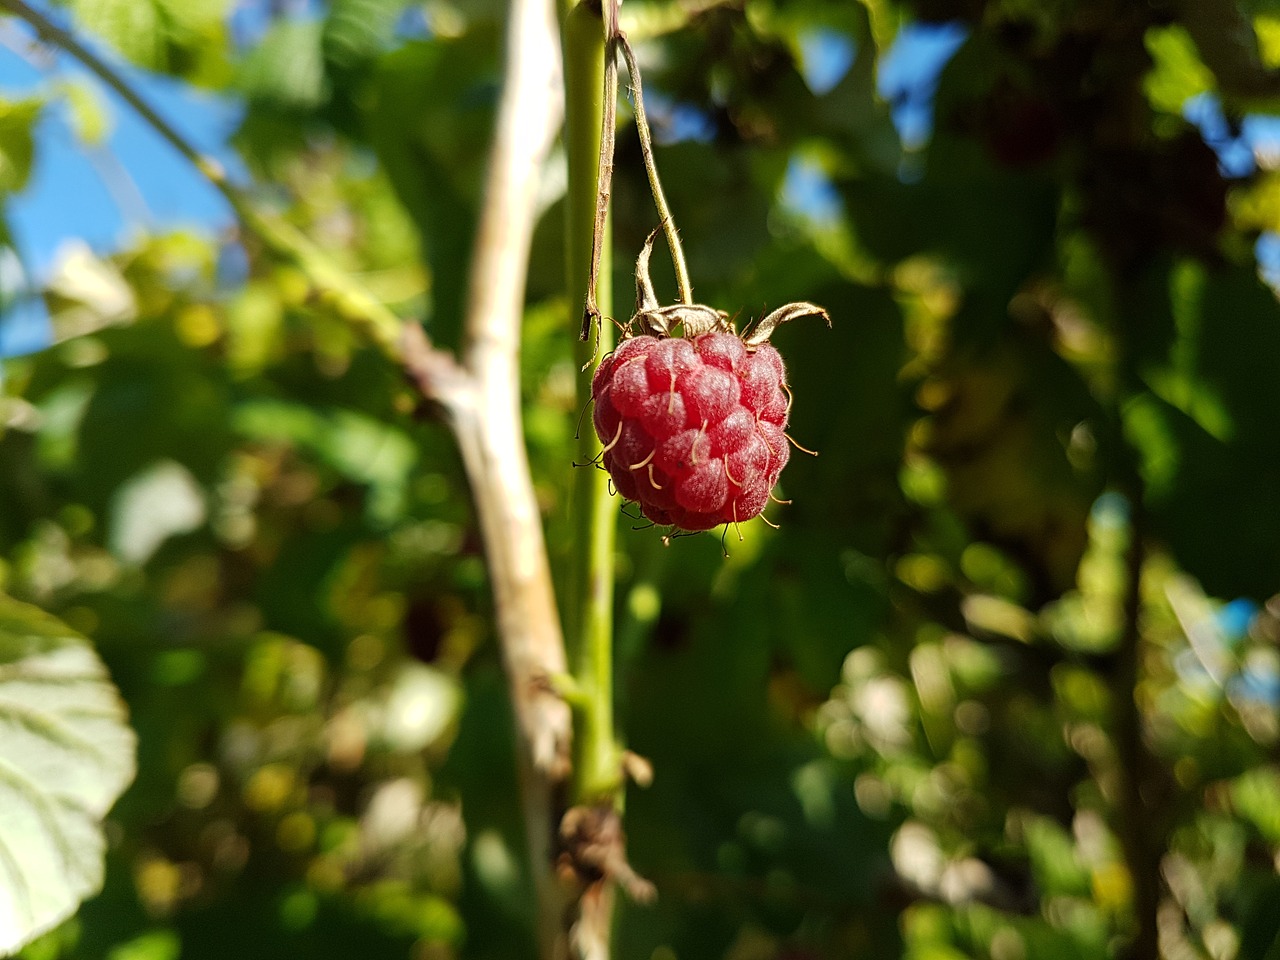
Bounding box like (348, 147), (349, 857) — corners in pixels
(1, 0), (1279, 958)
(0, 595), (136, 955)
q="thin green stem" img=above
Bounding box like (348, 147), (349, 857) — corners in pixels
(0, 0), (404, 361)
(563, 0), (622, 804)
(618, 33), (692, 305)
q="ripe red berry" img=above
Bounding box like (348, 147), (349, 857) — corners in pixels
(591, 332), (791, 531)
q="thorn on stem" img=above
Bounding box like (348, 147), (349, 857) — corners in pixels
(620, 751), (654, 788)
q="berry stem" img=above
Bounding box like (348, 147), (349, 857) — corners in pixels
(618, 33), (695, 306)
(451, 0), (576, 952)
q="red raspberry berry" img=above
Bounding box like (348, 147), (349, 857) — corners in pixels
(592, 332), (792, 531)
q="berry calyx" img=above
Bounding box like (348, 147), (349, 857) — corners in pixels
(592, 331), (793, 532)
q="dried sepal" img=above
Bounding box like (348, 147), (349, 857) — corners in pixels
(743, 301), (831, 347)
(630, 224), (733, 340)
(634, 226), (661, 316)
(638, 303), (729, 339)
(626, 224), (827, 348)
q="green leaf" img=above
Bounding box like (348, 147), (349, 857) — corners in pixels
(1256, 14), (1280, 67)
(366, 33), (499, 347)
(843, 162), (1059, 345)
(1126, 262), (1280, 599)
(57, 79), (111, 146)
(0, 594), (136, 956)
(237, 19), (330, 111)
(323, 0), (406, 72)
(152, 0), (227, 36)
(70, 324), (233, 517)
(152, 0), (233, 86)
(66, 0), (229, 81)
(68, 0), (163, 71)
(1125, 391), (1280, 600)
(0, 98), (44, 194)
(1239, 874), (1280, 960)
(232, 399), (418, 523)
(1144, 25), (1215, 114)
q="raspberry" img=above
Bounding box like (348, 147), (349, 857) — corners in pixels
(592, 332), (792, 531)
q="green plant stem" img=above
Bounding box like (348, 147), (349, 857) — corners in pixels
(562, 0), (622, 806)
(0, 0), (404, 361)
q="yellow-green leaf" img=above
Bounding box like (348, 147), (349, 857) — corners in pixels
(0, 98), (44, 194)
(1145, 25), (1215, 114)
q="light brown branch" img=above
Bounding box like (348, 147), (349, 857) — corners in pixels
(457, 0), (574, 954)
(461, 0), (571, 777)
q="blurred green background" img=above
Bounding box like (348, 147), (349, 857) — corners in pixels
(1, 0), (1279, 957)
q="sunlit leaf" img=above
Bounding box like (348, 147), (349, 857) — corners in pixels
(57, 79), (111, 146)
(323, 0), (407, 71)
(0, 98), (43, 195)
(68, 0), (163, 69)
(237, 19), (330, 111)
(1144, 25), (1215, 114)
(0, 594), (136, 956)
(109, 459), (207, 565)
(152, 0), (228, 35)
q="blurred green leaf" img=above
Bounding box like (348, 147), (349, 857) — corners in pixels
(57, 79), (111, 146)
(1145, 25), (1215, 114)
(65, 0), (230, 82)
(69, 326), (232, 516)
(1128, 263), (1280, 599)
(0, 594), (136, 956)
(105, 929), (181, 960)
(1239, 875), (1280, 960)
(365, 32), (498, 346)
(108, 460), (206, 565)
(237, 19), (330, 111)
(67, 0), (163, 71)
(152, 0), (227, 37)
(323, 0), (407, 72)
(0, 98), (43, 194)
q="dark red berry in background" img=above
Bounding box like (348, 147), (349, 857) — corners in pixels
(591, 332), (791, 531)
